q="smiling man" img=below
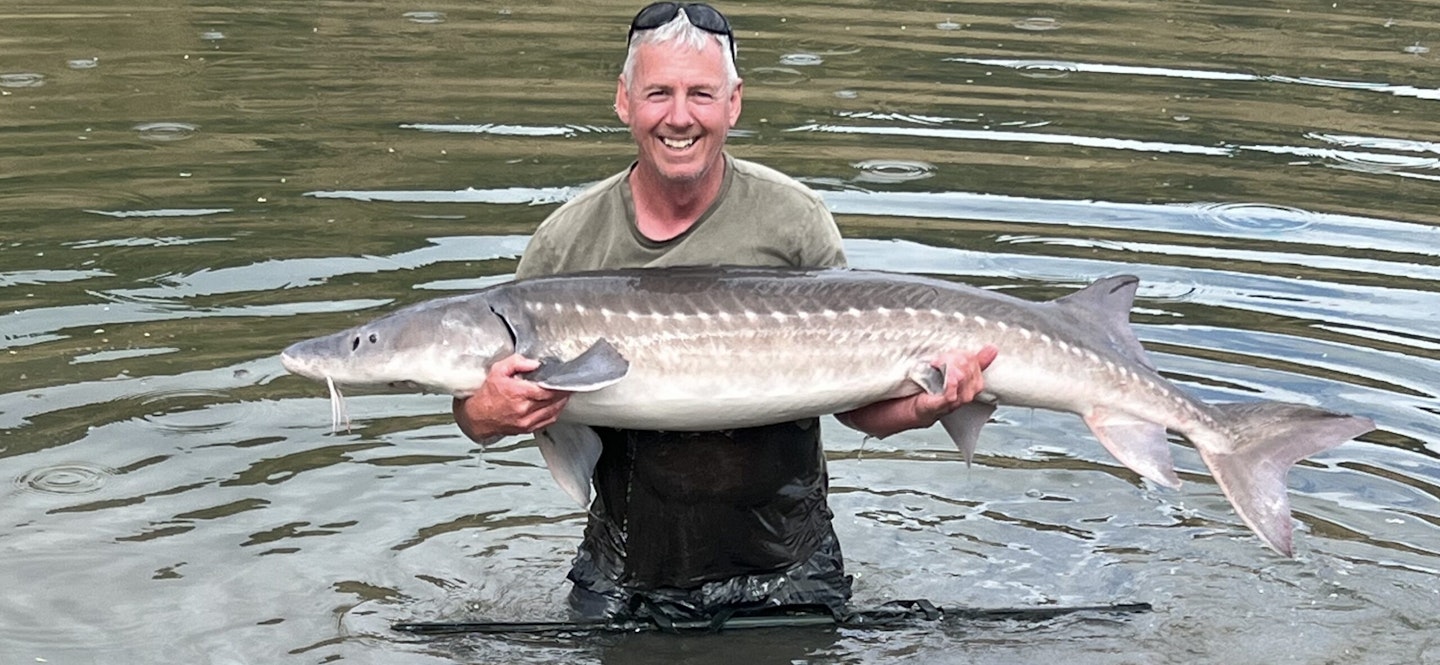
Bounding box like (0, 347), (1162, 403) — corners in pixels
(454, 2), (994, 620)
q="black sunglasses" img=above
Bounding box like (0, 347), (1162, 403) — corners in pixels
(628, 2), (737, 63)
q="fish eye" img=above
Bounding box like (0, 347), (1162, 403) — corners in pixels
(368, 333), (378, 344)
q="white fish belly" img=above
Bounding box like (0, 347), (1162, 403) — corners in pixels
(557, 344), (923, 431)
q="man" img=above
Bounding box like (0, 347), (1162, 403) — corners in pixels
(454, 2), (996, 620)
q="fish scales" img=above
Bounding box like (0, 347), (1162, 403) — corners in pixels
(505, 271), (1054, 430)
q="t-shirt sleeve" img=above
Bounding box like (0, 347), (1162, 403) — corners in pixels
(792, 194), (847, 269)
(514, 227), (554, 279)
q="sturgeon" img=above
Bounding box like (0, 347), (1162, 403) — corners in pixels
(280, 267), (1375, 556)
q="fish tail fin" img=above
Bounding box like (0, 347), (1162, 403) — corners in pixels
(1197, 402), (1374, 556)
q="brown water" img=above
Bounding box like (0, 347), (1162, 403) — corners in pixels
(3, 1), (1439, 663)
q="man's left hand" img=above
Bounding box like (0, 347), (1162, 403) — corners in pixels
(837, 346), (999, 438)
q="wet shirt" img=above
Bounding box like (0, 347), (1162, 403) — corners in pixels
(516, 154), (847, 591)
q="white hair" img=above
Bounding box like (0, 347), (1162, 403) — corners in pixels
(621, 11), (739, 91)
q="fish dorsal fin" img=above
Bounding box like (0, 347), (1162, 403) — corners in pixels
(1053, 275), (1155, 371)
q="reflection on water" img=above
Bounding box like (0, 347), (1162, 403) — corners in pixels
(1, 0), (1438, 663)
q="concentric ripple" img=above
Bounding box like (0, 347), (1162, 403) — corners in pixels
(403, 11), (446, 24)
(1012, 17), (1063, 31)
(1016, 60), (1079, 79)
(746, 66), (809, 86)
(779, 53), (824, 66)
(851, 159), (936, 184)
(17, 463), (117, 495)
(1195, 202), (1318, 233)
(0, 72), (46, 88)
(133, 122), (199, 141)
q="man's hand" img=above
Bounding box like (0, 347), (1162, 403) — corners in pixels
(837, 346), (999, 439)
(452, 354), (572, 443)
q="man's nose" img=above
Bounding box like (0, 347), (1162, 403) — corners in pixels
(664, 96), (694, 126)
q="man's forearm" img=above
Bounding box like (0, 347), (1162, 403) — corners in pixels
(836, 397), (932, 439)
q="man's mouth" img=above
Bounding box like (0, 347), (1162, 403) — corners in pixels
(662, 136), (696, 150)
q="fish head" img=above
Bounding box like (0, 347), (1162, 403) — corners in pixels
(280, 294), (515, 396)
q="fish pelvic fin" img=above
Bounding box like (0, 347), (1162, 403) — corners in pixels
(527, 338), (630, 392)
(1054, 275), (1155, 371)
(1198, 402), (1375, 557)
(534, 423), (603, 507)
(938, 402), (996, 465)
(1083, 406), (1181, 488)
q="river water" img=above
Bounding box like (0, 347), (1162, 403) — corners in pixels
(2, 0), (1438, 663)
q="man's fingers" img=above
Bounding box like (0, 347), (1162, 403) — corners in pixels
(935, 345), (998, 404)
(491, 353), (541, 377)
(519, 395), (570, 431)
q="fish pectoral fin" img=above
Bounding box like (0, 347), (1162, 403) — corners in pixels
(938, 402), (996, 465)
(1082, 407), (1181, 489)
(528, 338), (630, 392)
(534, 423), (603, 507)
(907, 363), (945, 394)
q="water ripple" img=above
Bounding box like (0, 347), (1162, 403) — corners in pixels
(950, 57), (1440, 100)
(403, 11), (446, 24)
(779, 53), (824, 66)
(1016, 60), (1079, 79)
(1195, 202), (1318, 233)
(133, 122), (199, 142)
(851, 159), (936, 184)
(17, 463), (117, 495)
(399, 123), (626, 137)
(67, 58), (99, 70)
(1011, 17), (1063, 31)
(0, 72), (46, 88)
(746, 66), (809, 86)
(84, 208), (233, 219)
(138, 389), (250, 434)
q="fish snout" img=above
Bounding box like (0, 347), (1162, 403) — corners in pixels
(279, 341), (321, 378)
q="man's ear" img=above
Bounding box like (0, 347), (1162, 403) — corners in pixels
(615, 77), (631, 125)
(728, 79), (743, 127)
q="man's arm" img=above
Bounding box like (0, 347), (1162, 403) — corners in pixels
(836, 346), (998, 438)
(452, 354), (572, 443)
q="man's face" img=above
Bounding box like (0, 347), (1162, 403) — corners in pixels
(616, 37), (742, 185)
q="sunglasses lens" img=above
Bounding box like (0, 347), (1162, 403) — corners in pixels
(631, 2), (681, 31)
(680, 5), (730, 35)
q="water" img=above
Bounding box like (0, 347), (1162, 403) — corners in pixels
(2, 0), (1438, 662)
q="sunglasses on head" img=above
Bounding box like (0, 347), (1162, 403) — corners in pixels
(628, 2), (737, 62)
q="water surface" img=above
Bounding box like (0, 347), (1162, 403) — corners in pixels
(2, 1), (1438, 663)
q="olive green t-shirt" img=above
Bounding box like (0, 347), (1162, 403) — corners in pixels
(516, 154), (850, 591)
(516, 153), (845, 277)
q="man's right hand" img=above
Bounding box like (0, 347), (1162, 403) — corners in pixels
(452, 354), (572, 443)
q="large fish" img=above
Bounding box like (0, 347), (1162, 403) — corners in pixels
(280, 267), (1375, 556)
